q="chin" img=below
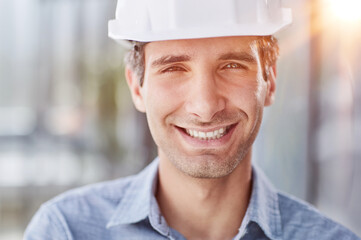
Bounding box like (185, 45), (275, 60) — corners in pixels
(168, 150), (248, 179)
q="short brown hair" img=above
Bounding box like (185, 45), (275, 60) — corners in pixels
(125, 36), (279, 86)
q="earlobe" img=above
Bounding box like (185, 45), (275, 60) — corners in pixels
(264, 65), (277, 106)
(125, 66), (146, 112)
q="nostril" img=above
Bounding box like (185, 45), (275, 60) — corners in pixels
(185, 96), (226, 121)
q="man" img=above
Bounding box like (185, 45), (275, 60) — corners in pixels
(25, 0), (360, 239)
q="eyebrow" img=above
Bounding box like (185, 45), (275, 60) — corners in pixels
(218, 52), (257, 63)
(150, 52), (256, 68)
(151, 55), (191, 67)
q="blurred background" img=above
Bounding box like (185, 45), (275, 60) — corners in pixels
(0, 0), (360, 239)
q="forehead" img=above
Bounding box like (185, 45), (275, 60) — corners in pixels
(144, 36), (259, 62)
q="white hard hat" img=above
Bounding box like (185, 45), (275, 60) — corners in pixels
(108, 0), (292, 45)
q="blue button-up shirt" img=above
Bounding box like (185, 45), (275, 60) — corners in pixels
(24, 158), (360, 240)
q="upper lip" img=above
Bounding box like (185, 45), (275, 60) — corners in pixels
(175, 123), (236, 132)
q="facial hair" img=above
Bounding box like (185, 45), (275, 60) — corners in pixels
(157, 108), (263, 179)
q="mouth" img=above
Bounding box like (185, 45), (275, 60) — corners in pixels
(178, 124), (236, 141)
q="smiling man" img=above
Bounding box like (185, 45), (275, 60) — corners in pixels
(132, 37), (273, 239)
(138, 37), (266, 179)
(24, 0), (360, 240)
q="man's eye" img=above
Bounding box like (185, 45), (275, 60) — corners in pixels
(161, 66), (185, 73)
(224, 63), (244, 69)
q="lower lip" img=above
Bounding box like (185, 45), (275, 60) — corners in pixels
(175, 124), (238, 148)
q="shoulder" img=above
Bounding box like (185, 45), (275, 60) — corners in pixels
(277, 192), (360, 240)
(45, 175), (135, 211)
(24, 175), (136, 240)
(44, 174), (138, 221)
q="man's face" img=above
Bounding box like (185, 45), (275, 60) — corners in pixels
(127, 36), (276, 178)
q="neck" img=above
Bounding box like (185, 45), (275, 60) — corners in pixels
(156, 151), (253, 240)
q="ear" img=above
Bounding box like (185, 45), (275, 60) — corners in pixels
(264, 64), (276, 106)
(125, 66), (146, 112)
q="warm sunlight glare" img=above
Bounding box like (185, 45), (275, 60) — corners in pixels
(327, 0), (361, 22)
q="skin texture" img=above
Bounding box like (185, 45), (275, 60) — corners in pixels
(126, 36), (276, 240)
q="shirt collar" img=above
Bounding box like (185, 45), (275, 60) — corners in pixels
(241, 165), (283, 240)
(106, 158), (159, 228)
(106, 158), (283, 239)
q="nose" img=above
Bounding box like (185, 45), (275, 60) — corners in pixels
(185, 71), (226, 122)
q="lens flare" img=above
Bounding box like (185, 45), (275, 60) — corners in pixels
(327, 0), (361, 22)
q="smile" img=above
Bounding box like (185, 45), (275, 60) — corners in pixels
(184, 125), (233, 140)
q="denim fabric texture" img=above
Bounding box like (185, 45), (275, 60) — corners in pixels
(24, 158), (360, 240)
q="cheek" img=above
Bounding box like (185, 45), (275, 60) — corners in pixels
(142, 79), (184, 120)
(225, 76), (266, 107)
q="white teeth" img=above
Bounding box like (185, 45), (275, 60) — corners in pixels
(185, 127), (228, 140)
(199, 132), (206, 139)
